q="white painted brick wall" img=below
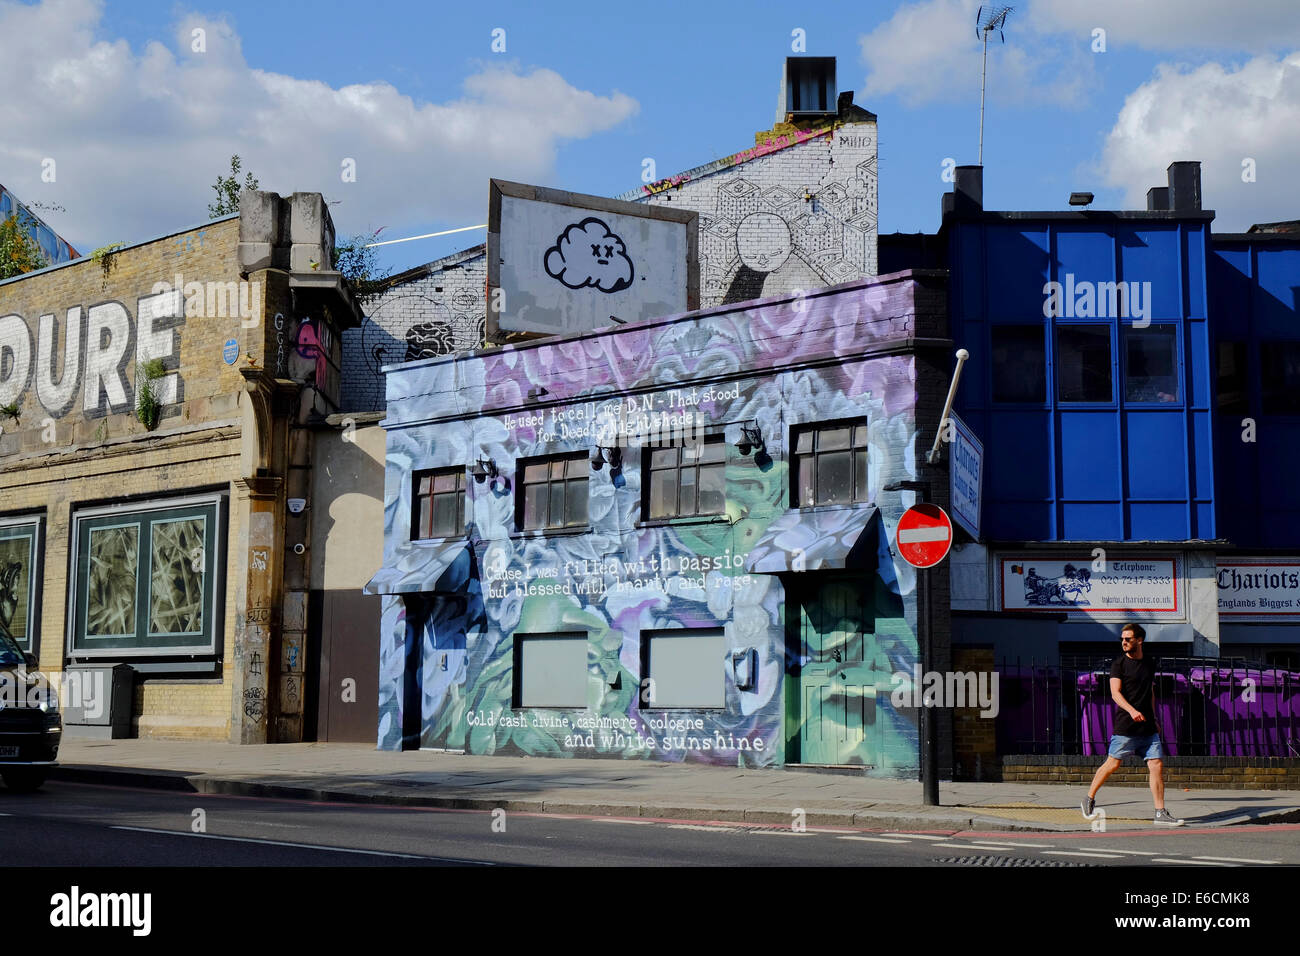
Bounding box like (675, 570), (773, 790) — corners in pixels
(341, 121), (877, 412)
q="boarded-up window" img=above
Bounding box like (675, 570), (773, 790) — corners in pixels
(515, 633), (588, 708)
(643, 629), (726, 709)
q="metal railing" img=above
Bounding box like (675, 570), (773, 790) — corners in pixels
(996, 655), (1300, 758)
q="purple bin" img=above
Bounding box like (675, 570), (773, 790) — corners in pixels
(1190, 668), (1300, 757)
(1077, 671), (1187, 756)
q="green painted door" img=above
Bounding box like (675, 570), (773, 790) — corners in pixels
(787, 576), (879, 766)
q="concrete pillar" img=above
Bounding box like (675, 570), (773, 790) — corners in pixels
(1187, 550), (1221, 657)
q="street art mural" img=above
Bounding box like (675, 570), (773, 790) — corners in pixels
(371, 275), (930, 774)
(543, 218), (634, 293)
(344, 119), (878, 411)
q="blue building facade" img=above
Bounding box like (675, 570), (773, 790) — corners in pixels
(928, 164), (1300, 667)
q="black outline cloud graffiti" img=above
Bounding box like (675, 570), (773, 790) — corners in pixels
(544, 218), (634, 293)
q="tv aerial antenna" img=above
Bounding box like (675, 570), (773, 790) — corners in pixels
(975, 5), (1013, 166)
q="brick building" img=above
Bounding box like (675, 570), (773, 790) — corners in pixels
(366, 271), (951, 775)
(0, 192), (361, 741)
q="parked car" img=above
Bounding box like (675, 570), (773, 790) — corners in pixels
(0, 631), (60, 791)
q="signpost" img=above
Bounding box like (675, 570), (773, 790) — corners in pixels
(886, 492), (955, 807)
(947, 412), (982, 539)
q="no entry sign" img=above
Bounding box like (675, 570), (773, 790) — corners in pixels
(895, 504), (953, 568)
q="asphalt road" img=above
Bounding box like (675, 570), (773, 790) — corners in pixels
(2, 780), (1298, 867)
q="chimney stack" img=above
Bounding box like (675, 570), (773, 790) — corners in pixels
(1167, 162), (1201, 212)
(954, 165), (983, 213)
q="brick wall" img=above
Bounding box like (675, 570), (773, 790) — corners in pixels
(0, 217), (253, 739)
(1003, 756), (1300, 790)
(952, 647), (997, 780)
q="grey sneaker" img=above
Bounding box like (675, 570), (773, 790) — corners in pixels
(1153, 808), (1185, 827)
(1081, 795), (1096, 819)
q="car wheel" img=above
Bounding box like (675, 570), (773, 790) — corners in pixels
(1, 769), (48, 792)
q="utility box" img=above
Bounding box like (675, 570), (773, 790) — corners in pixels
(61, 664), (134, 739)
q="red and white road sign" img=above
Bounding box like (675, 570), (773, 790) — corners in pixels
(895, 504), (953, 568)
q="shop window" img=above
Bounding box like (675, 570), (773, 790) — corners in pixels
(1215, 342), (1250, 414)
(645, 437), (726, 520)
(0, 516), (42, 654)
(991, 325), (1047, 403)
(513, 633), (587, 708)
(412, 468), (467, 539)
(641, 629), (726, 709)
(518, 454), (589, 531)
(70, 496), (221, 658)
(1055, 325), (1112, 403)
(1260, 341), (1300, 414)
(792, 421), (869, 508)
(1123, 325), (1180, 403)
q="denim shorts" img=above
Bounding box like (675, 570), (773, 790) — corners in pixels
(1108, 733), (1164, 761)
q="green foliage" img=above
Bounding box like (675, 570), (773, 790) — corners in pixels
(332, 228), (393, 300)
(135, 358), (167, 431)
(208, 155), (259, 219)
(91, 242), (125, 276)
(0, 210), (48, 280)
(0, 402), (19, 423)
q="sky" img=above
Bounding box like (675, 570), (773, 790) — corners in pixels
(2, 0), (1299, 276)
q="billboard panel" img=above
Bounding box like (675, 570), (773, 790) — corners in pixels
(487, 180), (698, 340)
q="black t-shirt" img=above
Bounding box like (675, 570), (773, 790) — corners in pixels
(1111, 654), (1157, 736)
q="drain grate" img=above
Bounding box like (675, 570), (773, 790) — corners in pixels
(932, 855), (1092, 867)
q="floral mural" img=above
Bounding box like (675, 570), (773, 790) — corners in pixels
(371, 274), (938, 775)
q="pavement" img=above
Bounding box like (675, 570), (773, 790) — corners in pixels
(46, 738), (1300, 833)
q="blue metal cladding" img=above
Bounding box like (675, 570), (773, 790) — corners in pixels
(948, 217), (1216, 542)
(1209, 236), (1300, 548)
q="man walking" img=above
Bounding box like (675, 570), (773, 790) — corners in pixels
(1081, 623), (1185, 826)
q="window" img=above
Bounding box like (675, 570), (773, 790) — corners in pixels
(70, 497), (221, 657)
(991, 326), (1047, 403)
(519, 454), (588, 531)
(0, 517), (41, 654)
(1056, 325), (1112, 402)
(1124, 325), (1180, 403)
(514, 633), (587, 708)
(645, 438), (726, 520)
(1261, 341), (1300, 414)
(642, 629), (726, 709)
(793, 421), (869, 508)
(1216, 342), (1250, 414)
(412, 468), (467, 539)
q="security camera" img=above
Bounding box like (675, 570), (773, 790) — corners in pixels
(293, 543), (306, 555)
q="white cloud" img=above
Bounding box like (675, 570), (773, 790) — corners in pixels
(1028, 0), (1300, 52)
(1099, 53), (1300, 229)
(0, 0), (638, 252)
(859, 0), (1097, 107)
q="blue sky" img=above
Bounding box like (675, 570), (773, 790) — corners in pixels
(4, 0), (1299, 274)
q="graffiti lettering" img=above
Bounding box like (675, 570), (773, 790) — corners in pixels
(641, 174), (691, 196)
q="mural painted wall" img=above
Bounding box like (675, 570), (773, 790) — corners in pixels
(372, 272), (943, 775)
(342, 117), (878, 412)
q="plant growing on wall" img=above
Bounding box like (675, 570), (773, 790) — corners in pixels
(208, 155), (259, 218)
(91, 242), (125, 278)
(332, 228), (394, 301)
(0, 402), (19, 425)
(135, 358), (166, 431)
(0, 211), (48, 280)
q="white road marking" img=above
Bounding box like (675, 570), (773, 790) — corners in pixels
(591, 818), (656, 825)
(966, 840), (1056, 849)
(749, 829), (811, 836)
(1042, 850), (1125, 859)
(881, 833), (951, 840)
(839, 836), (909, 845)
(808, 827), (863, 834)
(1153, 858), (1236, 866)
(1081, 848), (1163, 856)
(1192, 855), (1281, 865)
(109, 825), (490, 863)
(666, 824), (741, 833)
